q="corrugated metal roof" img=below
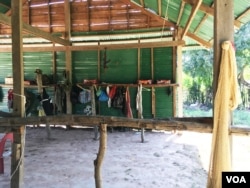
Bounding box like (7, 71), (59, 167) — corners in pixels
(0, 0), (248, 49)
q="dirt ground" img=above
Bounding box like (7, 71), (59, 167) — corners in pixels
(0, 125), (250, 188)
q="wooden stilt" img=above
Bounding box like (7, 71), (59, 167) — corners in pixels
(46, 124), (51, 139)
(91, 86), (99, 140)
(11, 126), (25, 188)
(94, 124), (107, 188)
(141, 128), (145, 143)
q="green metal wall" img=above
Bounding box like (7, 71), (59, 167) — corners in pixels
(0, 52), (12, 83)
(72, 51), (98, 83)
(0, 47), (174, 118)
(0, 52), (56, 113)
(56, 51), (66, 82)
(155, 87), (173, 118)
(24, 52), (53, 81)
(140, 48), (151, 80)
(100, 49), (138, 83)
(154, 47), (173, 81)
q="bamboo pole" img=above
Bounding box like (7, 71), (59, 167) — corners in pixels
(94, 124), (107, 188)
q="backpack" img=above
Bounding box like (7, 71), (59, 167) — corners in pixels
(112, 87), (125, 109)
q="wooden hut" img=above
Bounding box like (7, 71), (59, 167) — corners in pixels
(0, 0), (249, 187)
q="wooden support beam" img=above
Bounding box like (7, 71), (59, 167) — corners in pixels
(11, 127), (25, 188)
(0, 115), (249, 135)
(27, 0), (30, 25)
(199, 3), (241, 28)
(236, 8), (250, 21)
(47, 0), (51, 33)
(208, 1), (235, 187)
(0, 115), (211, 132)
(158, 0), (162, 16)
(64, 0), (72, 116)
(0, 40), (186, 52)
(11, 1), (25, 187)
(176, 28), (183, 117)
(152, 87), (155, 118)
(194, 3), (214, 34)
(177, 1), (185, 26)
(0, 13), (70, 46)
(126, 4), (129, 30)
(108, 0), (111, 31)
(214, 0), (234, 93)
(181, 0), (202, 39)
(186, 32), (212, 48)
(140, 0), (145, 7)
(137, 42), (141, 80)
(98, 43), (101, 80)
(86, 0), (90, 32)
(64, 0), (71, 41)
(183, 0), (241, 28)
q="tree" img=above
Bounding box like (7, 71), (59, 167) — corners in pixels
(183, 49), (213, 106)
(183, 21), (250, 109)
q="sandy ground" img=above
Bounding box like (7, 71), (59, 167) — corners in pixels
(0, 126), (250, 188)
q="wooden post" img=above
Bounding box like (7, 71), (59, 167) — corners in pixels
(137, 41), (141, 81)
(207, 1), (235, 187)
(92, 86), (99, 140)
(64, 0), (72, 129)
(214, 0), (234, 92)
(151, 87), (155, 118)
(94, 124), (107, 188)
(11, 127), (25, 188)
(11, 0), (25, 187)
(176, 28), (183, 117)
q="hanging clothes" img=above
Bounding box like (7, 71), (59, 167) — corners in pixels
(78, 89), (91, 104)
(7, 89), (13, 111)
(112, 87), (125, 109)
(54, 85), (65, 113)
(125, 87), (133, 118)
(37, 105), (45, 117)
(107, 86), (117, 107)
(207, 41), (239, 188)
(35, 69), (43, 94)
(38, 88), (53, 116)
(136, 84), (143, 119)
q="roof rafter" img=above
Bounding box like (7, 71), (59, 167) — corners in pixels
(158, 0), (162, 16)
(121, 0), (175, 28)
(194, 3), (214, 34)
(0, 13), (70, 46)
(86, 0), (90, 32)
(177, 1), (185, 26)
(183, 0), (241, 28)
(186, 32), (212, 48)
(64, 0), (71, 41)
(47, 0), (51, 33)
(140, 0), (144, 7)
(236, 8), (250, 21)
(181, 0), (202, 39)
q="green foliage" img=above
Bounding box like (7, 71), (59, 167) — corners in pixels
(235, 22), (250, 71)
(183, 21), (250, 109)
(183, 50), (213, 105)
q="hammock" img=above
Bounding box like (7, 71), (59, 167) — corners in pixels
(207, 41), (239, 188)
